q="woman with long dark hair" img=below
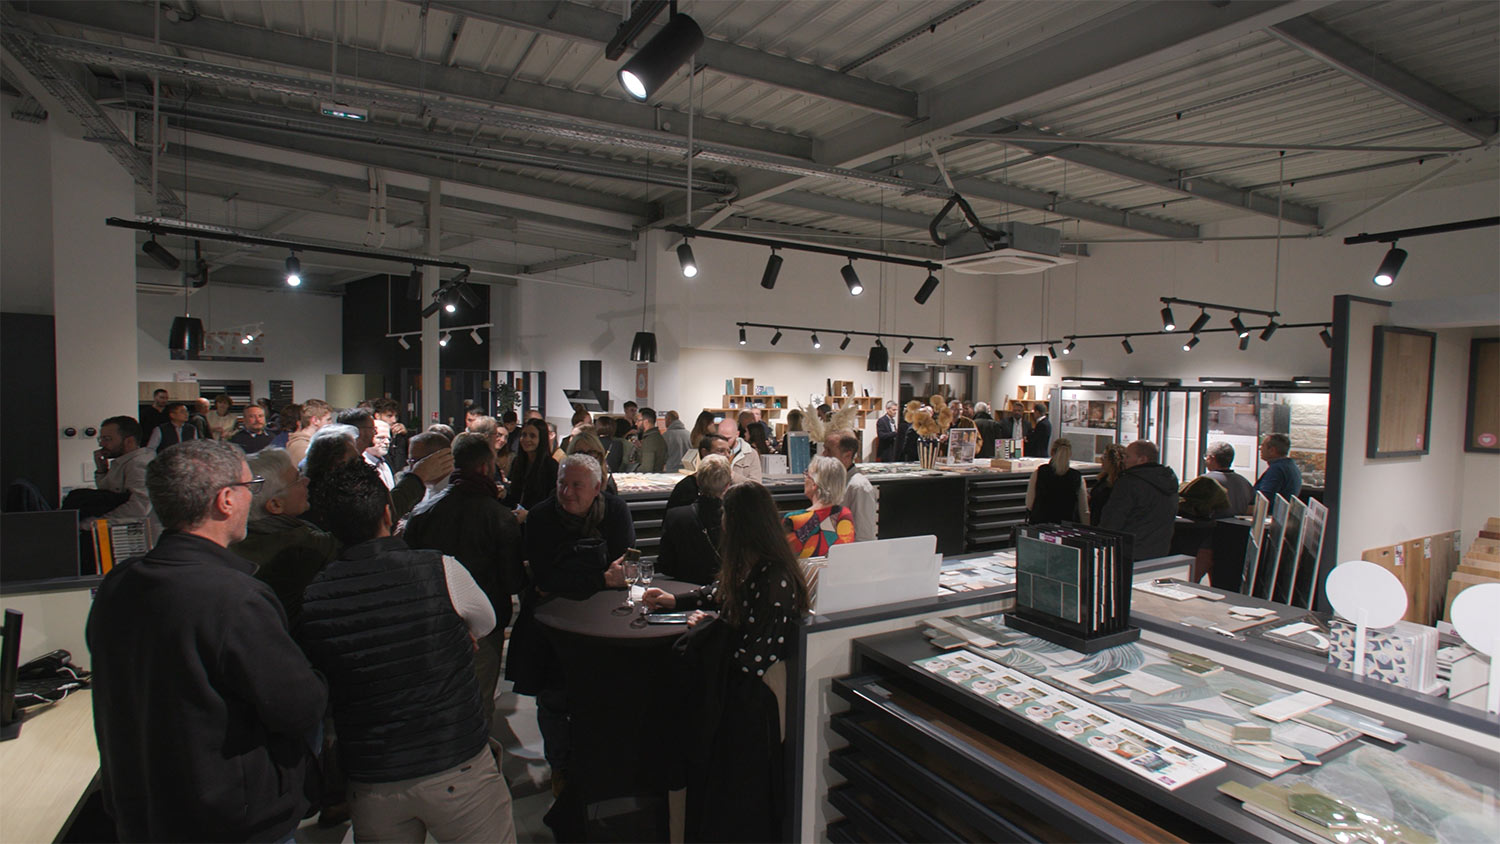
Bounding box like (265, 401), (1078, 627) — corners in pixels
(1089, 442), (1127, 526)
(643, 482), (810, 841)
(687, 410), (717, 456)
(503, 418), (558, 511)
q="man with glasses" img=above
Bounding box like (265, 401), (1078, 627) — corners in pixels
(232, 447), (340, 621)
(88, 440), (327, 842)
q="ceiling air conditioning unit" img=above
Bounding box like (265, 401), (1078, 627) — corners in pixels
(937, 221), (1075, 275)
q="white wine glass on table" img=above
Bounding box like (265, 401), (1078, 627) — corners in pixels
(615, 550), (642, 615)
(636, 561), (655, 615)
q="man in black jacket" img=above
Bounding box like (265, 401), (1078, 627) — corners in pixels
(1024, 410), (1052, 458)
(1099, 440), (1180, 560)
(87, 440), (327, 842)
(297, 462), (515, 842)
(403, 432), (522, 726)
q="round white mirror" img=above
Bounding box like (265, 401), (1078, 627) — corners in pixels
(1450, 583), (1500, 657)
(1324, 560), (1407, 628)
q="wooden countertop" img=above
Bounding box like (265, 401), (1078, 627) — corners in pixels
(0, 691), (98, 844)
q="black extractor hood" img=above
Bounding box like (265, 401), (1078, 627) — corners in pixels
(563, 361), (611, 411)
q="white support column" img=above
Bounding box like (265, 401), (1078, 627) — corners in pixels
(422, 179), (441, 425)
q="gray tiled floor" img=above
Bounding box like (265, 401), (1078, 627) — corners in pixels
(295, 680), (556, 843)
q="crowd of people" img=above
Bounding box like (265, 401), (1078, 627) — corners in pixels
(83, 387), (1309, 842)
(85, 395), (885, 844)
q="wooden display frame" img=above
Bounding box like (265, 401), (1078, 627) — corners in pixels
(1464, 337), (1499, 453)
(1367, 325), (1435, 458)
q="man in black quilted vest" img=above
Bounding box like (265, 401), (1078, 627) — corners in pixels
(296, 462), (516, 843)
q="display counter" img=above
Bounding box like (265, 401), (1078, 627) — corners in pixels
(614, 462), (1100, 560)
(814, 606), (1498, 843)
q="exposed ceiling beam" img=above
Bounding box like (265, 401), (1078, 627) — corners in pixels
(17, 0), (811, 159)
(158, 173), (638, 262)
(766, 192), (934, 233)
(523, 254), (610, 275)
(718, 0), (1320, 212)
(423, 0), (920, 119)
(863, 161), (1204, 238)
(167, 119), (657, 220)
(0, 6), (183, 214)
(714, 215), (944, 261)
(967, 122), (1322, 227)
(1268, 16), (1498, 142)
(163, 144), (638, 241)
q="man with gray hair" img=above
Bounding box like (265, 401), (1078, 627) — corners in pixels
(1254, 433), (1302, 500)
(87, 440), (327, 842)
(1099, 440), (1179, 560)
(231, 447), (340, 620)
(305, 422), (453, 525)
(1203, 441), (1254, 516)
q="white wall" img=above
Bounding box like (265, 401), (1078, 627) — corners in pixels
(1334, 302), (1489, 561)
(136, 275), (344, 403)
(0, 94), (55, 315)
(990, 180), (1500, 399)
(48, 115), (138, 489)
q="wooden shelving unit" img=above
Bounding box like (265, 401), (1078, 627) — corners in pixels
(825, 380), (883, 427)
(1004, 385), (1051, 417)
(706, 377), (790, 419)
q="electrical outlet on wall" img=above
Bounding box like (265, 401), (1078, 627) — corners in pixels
(61, 426), (78, 438)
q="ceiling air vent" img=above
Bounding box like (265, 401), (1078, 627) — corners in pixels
(936, 221), (1075, 275)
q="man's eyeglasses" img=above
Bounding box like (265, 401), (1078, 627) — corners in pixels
(225, 476), (266, 493)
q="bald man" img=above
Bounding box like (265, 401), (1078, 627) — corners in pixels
(716, 418), (762, 485)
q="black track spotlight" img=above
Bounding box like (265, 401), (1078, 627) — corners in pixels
(1182, 335), (1201, 352)
(1188, 309), (1211, 334)
(677, 241), (698, 279)
(935, 342), (950, 355)
(770, 328), (783, 346)
(1048, 344), (1058, 359)
(618, 13), (704, 101)
(630, 330), (658, 362)
(1260, 320), (1279, 341)
(438, 332), (450, 348)
(1319, 327), (1334, 348)
(841, 261), (863, 295)
(407, 266), (423, 300)
(142, 236), (180, 270)
(1161, 306), (1177, 332)
(1231, 314), (1249, 338)
(914, 272), (940, 304)
(903, 339), (915, 354)
(946, 344), (954, 356)
(443, 292), (457, 314)
(1064, 340), (1076, 355)
(1030, 355), (1051, 377)
(867, 340), (890, 372)
(285, 254), (302, 287)
(1121, 337), (1134, 355)
(1017, 346), (1028, 359)
(1239, 334), (1251, 351)
(992, 348), (1004, 360)
(760, 251), (782, 290)
(1373, 245), (1407, 287)
(811, 332), (821, 349)
(738, 326), (747, 345)
(839, 334), (851, 351)
(965, 347), (976, 360)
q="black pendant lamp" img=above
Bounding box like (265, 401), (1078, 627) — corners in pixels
(1030, 354), (1051, 377)
(169, 316), (205, 352)
(866, 340), (889, 372)
(629, 331), (658, 362)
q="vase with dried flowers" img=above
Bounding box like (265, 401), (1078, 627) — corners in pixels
(905, 395), (956, 469)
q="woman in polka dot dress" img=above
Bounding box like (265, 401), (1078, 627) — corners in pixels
(643, 481), (811, 839)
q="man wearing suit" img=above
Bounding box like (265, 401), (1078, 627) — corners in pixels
(875, 402), (900, 462)
(1024, 411), (1052, 458)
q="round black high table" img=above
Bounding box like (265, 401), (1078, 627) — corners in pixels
(534, 579), (697, 807)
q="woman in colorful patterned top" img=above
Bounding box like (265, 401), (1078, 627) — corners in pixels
(782, 455), (855, 558)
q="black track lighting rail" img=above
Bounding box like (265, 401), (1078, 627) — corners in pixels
(736, 321), (953, 343)
(1061, 321), (1331, 342)
(968, 339), (1066, 349)
(1342, 216), (1499, 245)
(1159, 297), (1280, 319)
(106, 217), (473, 273)
(666, 225), (941, 271)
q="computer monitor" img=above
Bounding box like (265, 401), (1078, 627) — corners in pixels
(1, 609), (22, 741)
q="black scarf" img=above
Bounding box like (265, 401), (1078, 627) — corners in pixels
(556, 493), (606, 540)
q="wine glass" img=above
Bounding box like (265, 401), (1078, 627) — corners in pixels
(614, 558), (642, 615)
(636, 561), (655, 615)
